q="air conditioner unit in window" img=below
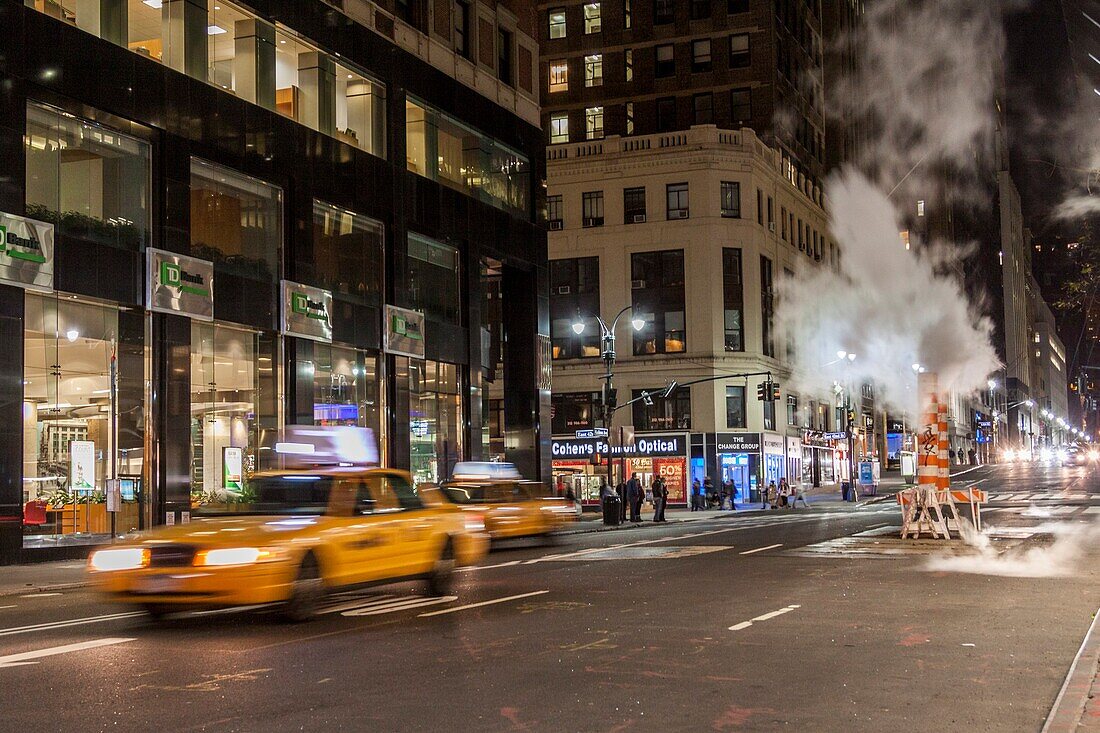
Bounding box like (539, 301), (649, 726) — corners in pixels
(583, 217), (603, 227)
(557, 285), (571, 294)
(631, 279), (646, 289)
(632, 213), (647, 223)
(670, 210), (689, 219)
(768, 221), (775, 232)
(549, 220), (564, 230)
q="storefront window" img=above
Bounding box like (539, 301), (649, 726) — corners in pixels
(309, 344), (381, 437)
(22, 294), (144, 547)
(25, 101), (151, 250)
(311, 200), (384, 306)
(409, 359), (464, 484)
(190, 158), (283, 282)
(552, 392), (599, 434)
(405, 233), (461, 325)
(632, 388), (691, 430)
(405, 96), (530, 216)
(189, 322), (277, 505)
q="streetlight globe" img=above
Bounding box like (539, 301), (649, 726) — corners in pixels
(631, 317), (646, 331)
(911, 363), (921, 372)
(987, 379), (997, 389)
(837, 350), (848, 360)
(571, 321), (586, 335)
(847, 353), (856, 362)
(1025, 400), (1034, 407)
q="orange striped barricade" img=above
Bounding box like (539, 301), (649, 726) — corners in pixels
(936, 400), (951, 491)
(897, 487), (951, 539)
(916, 373), (940, 491)
(948, 487), (987, 533)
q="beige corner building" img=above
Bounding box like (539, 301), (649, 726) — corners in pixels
(547, 125), (853, 506)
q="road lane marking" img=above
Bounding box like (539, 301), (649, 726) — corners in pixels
(740, 543), (783, 555)
(319, 595), (397, 615)
(342, 596), (457, 617)
(18, 593), (62, 598)
(458, 560), (522, 572)
(0, 606), (16, 611)
(418, 590), (549, 618)
(0, 611), (145, 638)
(728, 604), (801, 631)
(0, 637), (135, 669)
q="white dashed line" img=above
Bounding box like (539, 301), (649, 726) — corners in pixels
(729, 604), (801, 631)
(0, 638), (135, 669)
(418, 590), (549, 618)
(739, 543), (783, 555)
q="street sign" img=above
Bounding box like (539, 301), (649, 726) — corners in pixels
(575, 428), (610, 439)
(824, 431), (849, 440)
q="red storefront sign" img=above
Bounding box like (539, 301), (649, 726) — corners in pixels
(652, 457), (686, 504)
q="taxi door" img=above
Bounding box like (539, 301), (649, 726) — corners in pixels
(365, 472), (438, 577)
(326, 476), (400, 586)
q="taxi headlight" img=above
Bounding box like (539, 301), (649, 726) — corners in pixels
(89, 547), (149, 572)
(195, 547), (275, 567)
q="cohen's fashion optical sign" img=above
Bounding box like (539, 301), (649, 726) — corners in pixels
(0, 212), (54, 292)
(146, 248), (214, 320)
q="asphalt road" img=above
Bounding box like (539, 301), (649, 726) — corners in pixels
(2, 461), (1097, 732)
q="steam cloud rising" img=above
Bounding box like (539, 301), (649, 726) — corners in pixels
(776, 0), (1005, 416)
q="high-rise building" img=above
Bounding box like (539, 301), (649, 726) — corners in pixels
(0, 0), (546, 564)
(540, 1), (851, 507)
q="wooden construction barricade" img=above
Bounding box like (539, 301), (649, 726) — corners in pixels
(898, 487), (987, 538)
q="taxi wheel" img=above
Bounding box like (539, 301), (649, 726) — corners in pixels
(426, 539), (455, 597)
(283, 553), (325, 622)
(143, 604), (172, 621)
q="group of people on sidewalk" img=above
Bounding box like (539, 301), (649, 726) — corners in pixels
(598, 472), (813, 522)
(600, 473), (670, 522)
(761, 477), (808, 509)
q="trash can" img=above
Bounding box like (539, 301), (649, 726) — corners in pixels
(841, 481), (851, 502)
(602, 496), (621, 526)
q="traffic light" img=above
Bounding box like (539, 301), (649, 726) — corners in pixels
(847, 409), (856, 427)
(757, 382), (768, 401)
(771, 382), (781, 401)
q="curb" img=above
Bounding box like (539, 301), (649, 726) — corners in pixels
(0, 581), (89, 598)
(1043, 608), (1100, 733)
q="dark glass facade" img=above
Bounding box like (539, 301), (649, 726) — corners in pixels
(0, 0), (548, 563)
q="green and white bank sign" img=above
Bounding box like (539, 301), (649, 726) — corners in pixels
(146, 248), (214, 320)
(281, 280), (332, 343)
(0, 212), (54, 292)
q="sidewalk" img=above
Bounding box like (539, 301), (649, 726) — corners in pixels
(0, 559), (88, 597)
(1043, 609), (1100, 732)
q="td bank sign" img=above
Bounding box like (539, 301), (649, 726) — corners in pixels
(0, 212), (54, 292)
(146, 248), (214, 320)
(281, 280), (332, 343)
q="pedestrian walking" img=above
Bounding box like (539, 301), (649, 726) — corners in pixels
(761, 482), (770, 510)
(722, 477), (734, 510)
(690, 478), (702, 511)
(792, 482), (809, 508)
(968, 448), (977, 465)
(627, 473), (644, 522)
(616, 479), (628, 521)
(652, 476), (668, 522)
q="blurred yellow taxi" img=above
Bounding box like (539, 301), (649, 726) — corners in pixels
(440, 462), (576, 541)
(87, 468), (488, 620)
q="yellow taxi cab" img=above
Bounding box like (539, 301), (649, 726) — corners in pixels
(87, 467), (489, 621)
(439, 462), (576, 541)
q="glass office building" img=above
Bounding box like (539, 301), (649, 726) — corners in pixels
(1, 0), (548, 563)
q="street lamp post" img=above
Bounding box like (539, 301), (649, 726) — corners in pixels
(572, 307), (646, 493)
(837, 350), (857, 497)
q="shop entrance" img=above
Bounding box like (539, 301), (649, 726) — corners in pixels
(719, 453), (754, 504)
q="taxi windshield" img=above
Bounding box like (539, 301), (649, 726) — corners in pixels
(193, 475), (333, 516)
(440, 484), (486, 504)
